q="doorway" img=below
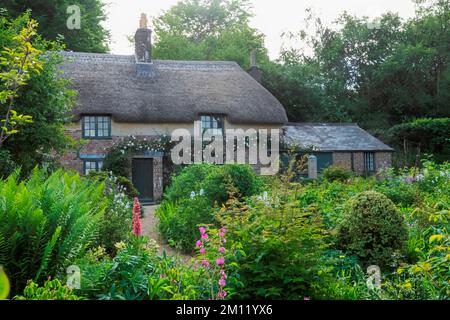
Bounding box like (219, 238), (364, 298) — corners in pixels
(132, 158), (154, 202)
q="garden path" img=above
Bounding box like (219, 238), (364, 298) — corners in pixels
(141, 205), (193, 264)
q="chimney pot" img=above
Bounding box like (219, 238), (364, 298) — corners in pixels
(248, 49), (262, 83)
(139, 13), (148, 29)
(135, 13), (152, 64)
(250, 49), (257, 67)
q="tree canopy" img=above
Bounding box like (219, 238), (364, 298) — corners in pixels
(1, 0), (109, 53)
(388, 118), (450, 164)
(150, 0), (449, 136)
(0, 13), (76, 177)
(263, 0), (450, 131)
(152, 0), (267, 69)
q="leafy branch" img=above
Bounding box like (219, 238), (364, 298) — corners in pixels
(0, 19), (42, 147)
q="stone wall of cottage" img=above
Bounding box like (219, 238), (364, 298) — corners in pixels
(60, 127), (166, 202)
(330, 151), (392, 175)
(352, 152), (365, 175)
(375, 152), (393, 172)
(332, 153), (352, 170)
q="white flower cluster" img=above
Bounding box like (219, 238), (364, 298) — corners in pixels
(190, 189), (205, 199)
(257, 191), (271, 206)
(105, 173), (132, 212)
(439, 170), (450, 179)
(113, 135), (171, 155)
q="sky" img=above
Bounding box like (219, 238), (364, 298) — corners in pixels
(102, 0), (418, 59)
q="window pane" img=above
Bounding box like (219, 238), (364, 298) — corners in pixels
(201, 114), (223, 136)
(83, 116), (111, 138)
(85, 161), (93, 175)
(84, 160), (103, 175)
(364, 153), (375, 172)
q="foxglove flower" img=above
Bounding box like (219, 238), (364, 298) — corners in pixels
(132, 197), (142, 236)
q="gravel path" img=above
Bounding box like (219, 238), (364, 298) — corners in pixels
(141, 205), (193, 263)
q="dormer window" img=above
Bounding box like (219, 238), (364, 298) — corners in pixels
(82, 115), (111, 139)
(200, 114), (224, 137)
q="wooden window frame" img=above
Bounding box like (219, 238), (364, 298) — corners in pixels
(82, 115), (112, 140)
(200, 114), (224, 137)
(364, 152), (376, 173)
(83, 159), (104, 175)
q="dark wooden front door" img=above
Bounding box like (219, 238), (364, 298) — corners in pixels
(132, 158), (154, 201)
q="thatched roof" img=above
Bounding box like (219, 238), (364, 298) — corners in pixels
(60, 52), (288, 125)
(283, 123), (393, 152)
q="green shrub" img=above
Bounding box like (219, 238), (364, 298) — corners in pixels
(375, 180), (421, 207)
(388, 118), (450, 164)
(218, 191), (327, 300)
(96, 174), (133, 254)
(75, 237), (207, 300)
(337, 191), (408, 269)
(0, 149), (16, 178)
(319, 265), (380, 300)
(157, 195), (214, 252)
(164, 164), (212, 203)
(164, 164), (261, 205)
(0, 266), (10, 299)
(0, 168), (107, 295)
(322, 166), (353, 182)
(157, 164), (262, 252)
(14, 279), (84, 300)
(88, 171), (138, 199)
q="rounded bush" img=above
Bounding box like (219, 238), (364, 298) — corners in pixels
(158, 164), (262, 252)
(164, 164), (261, 205)
(337, 191), (407, 268)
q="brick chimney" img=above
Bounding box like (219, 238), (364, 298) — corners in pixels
(247, 49), (262, 83)
(135, 13), (152, 63)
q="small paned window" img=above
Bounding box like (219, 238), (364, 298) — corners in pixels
(82, 116), (111, 139)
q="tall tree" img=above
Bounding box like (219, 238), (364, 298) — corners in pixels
(0, 13), (76, 177)
(0, 17), (40, 147)
(263, 0), (450, 130)
(152, 0), (267, 68)
(1, 0), (109, 53)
